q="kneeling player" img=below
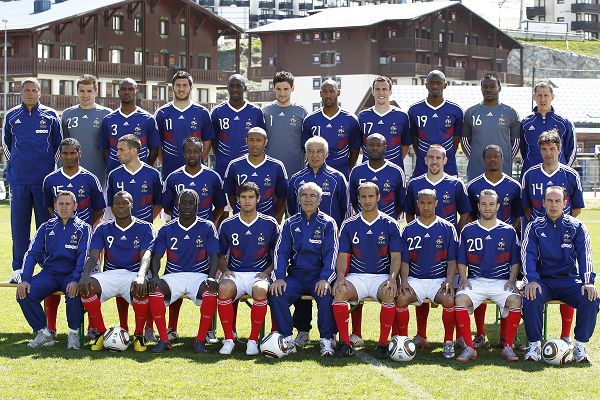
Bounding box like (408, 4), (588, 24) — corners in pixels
(454, 189), (522, 362)
(148, 189), (220, 353)
(78, 191), (155, 351)
(395, 189), (458, 358)
(333, 182), (402, 359)
(217, 182), (279, 355)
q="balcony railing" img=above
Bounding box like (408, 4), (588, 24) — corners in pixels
(571, 3), (600, 14)
(248, 65), (277, 79)
(279, 1), (293, 9)
(379, 63), (432, 76)
(298, 2), (311, 9)
(247, 90), (276, 103)
(466, 70), (521, 85)
(525, 6), (545, 19)
(378, 40), (510, 59)
(219, 0), (235, 6)
(442, 66), (466, 80)
(198, 0), (215, 6)
(571, 20), (600, 32)
(259, 0), (275, 7)
(380, 38), (432, 52)
(259, 13), (284, 19)
(235, 0), (250, 5)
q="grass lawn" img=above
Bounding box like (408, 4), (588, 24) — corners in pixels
(518, 38), (600, 59)
(1, 205), (600, 400)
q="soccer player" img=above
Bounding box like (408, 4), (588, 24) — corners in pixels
(216, 182), (279, 355)
(301, 79), (361, 178)
(454, 189), (522, 362)
(332, 182), (402, 359)
(395, 189), (458, 359)
(522, 186), (598, 363)
(211, 74), (266, 179)
(3, 78), (62, 283)
(269, 182), (338, 357)
(358, 76), (411, 172)
(16, 191), (89, 349)
(224, 127), (287, 221)
(520, 80), (576, 174)
(100, 78), (160, 174)
(407, 70), (463, 178)
(465, 144), (522, 348)
(147, 189), (220, 353)
(462, 73), (520, 181)
(263, 71), (308, 178)
(78, 191), (155, 352)
(61, 74), (111, 188)
(155, 71), (214, 180)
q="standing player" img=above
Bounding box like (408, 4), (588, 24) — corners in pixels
(301, 79), (361, 178)
(16, 191), (89, 349)
(216, 182), (279, 355)
(78, 191), (155, 351)
(462, 73), (520, 181)
(465, 144), (522, 348)
(155, 71), (214, 180)
(224, 127), (287, 221)
(332, 182), (402, 359)
(522, 186), (598, 362)
(147, 190), (220, 353)
(210, 74), (265, 179)
(520, 80), (576, 174)
(407, 70), (463, 178)
(358, 76), (411, 172)
(61, 74), (111, 188)
(395, 189), (458, 359)
(263, 71), (308, 178)
(3, 78), (62, 283)
(100, 78), (160, 174)
(269, 182), (338, 357)
(454, 189), (522, 362)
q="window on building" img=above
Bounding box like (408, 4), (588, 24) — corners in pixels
(557, 17), (565, 22)
(134, 17), (141, 33)
(198, 88), (209, 103)
(60, 45), (74, 60)
(294, 33), (302, 41)
(153, 85), (168, 101)
(180, 21), (186, 37)
(302, 32), (312, 43)
(59, 80), (74, 96)
(333, 31), (341, 39)
(320, 51), (337, 66)
(37, 43), (51, 59)
(447, 31), (454, 42)
(557, 0), (564, 4)
(472, 35), (479, 45)
(388, 29), (397, 38)
(39, 79), (51, 94)
(312, 102), (321, 111)
(134, 50), (143, 65)
(109, 49), (122, 64)
(106, 82), (119, 98)
(313, 78), (320, 89)
(160, 19), (169, 36)
(86, 47), (95, 62)
(113, 15), (123, 31)
(178, 54), (186, 68)
(198, 55), (211, 70)
(321, 31), (331, 42)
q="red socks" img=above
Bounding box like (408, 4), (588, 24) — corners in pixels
(196, 291), (217, 342)
(455, 306), (473, 349)
(44, 295), (61, 332)
(415, 303), (430, 339)
(217, 296), (235, 341)
(500, 316), (507, 339)
(474, 303), (487, 337)
(249, 298), (268, 341)
(116, 296), (129, 331)
(149, 291), (168, 341)
(560, 304), (574, 338)
(378, 303), (396, 345)
(81, 293), (106, 333)
(504, 308), (521, 348)
(395, 306), (409, 337)
(442, 306), (455, 342)
(168, 298), (183, 331)
(131, 296), (149, 335)
(333, 301), (350, 345)
(351, 304), (363, 338)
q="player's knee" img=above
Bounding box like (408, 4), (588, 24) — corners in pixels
(218, 279), (236, 298)
(437, 294), (454, 308)
(454, 294), (470, 307)
(505, 294), (521, 309)
(252, 282), (268, 298)
(378, 291), (394, 304)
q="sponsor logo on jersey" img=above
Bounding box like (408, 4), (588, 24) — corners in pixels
(35, 129), (49, 134)
(485, 235), (492, 240)
(49, 230), (55, 236)
(486, 112), (493, 117)
(245, 230), (252, 235)
(189, 181), (196, 187)
(378, 120), (384, 125)
(82, 115), (88, 119)
(123, 121), (130, 126)
(366, 230), (373, 234)
(130, 179), (136, 184)
(234, 116), (240, 121)
(294, 227), (301, 232)
(178, 115), (185, 120)
(120, 235), (127, 241)
(278, 112), (285, 116)
(424, 233), (430, 238)
(432, 113), (438, 118)
(67, 183), (73, 188)
(184, 235), (190, 240)
(528, 125), (536, 131)
(251, 172), (259, 177)
(15, 119), (21, 124)
(372, 176), (379, 182)
(326, 123), (332, 128)
(540, 232), (547, 237)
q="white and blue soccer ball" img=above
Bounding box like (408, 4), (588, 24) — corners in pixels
(103, 326), (130, 352)
(260, 332), (288, 359)
(542, 339), (572, 365)
(388, 335), (416, 362)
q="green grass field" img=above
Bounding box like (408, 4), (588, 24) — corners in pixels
(1, 205), (600, 400)
(518, 38), (600, 59)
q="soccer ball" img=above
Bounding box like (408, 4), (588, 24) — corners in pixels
(542, 339), (572, 365)
(103, 326), (130, 352)
(260, 332), (288, 359)
(388, 335), (416, 362)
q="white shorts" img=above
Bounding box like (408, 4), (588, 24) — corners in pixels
(457, 277), (520, 318)
(95, 269), (138, 304)
(223, 271), (267, 301)
(346, 273), (388, 302)
(162, 272), (207, 306)
(407, 277), (446, 305)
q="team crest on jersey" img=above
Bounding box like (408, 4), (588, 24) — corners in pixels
(498, 116), (506, 126)
(264, 176), (272, 187)
(563, 232), (572, 243)
(497, 238), (505, 252)
(134, 124), (142, 134)
(93, 118), (101, 128)
(313, 228), (322, 239)
(40, 118), (47, 128)
(191, 119), (197, 129)
(201, 185), (209, 196)
(503, 194), (510, 206)
(196, 237), (204, 247)
(378, 233), (386, 245)
(390, 123), (397, 135)
(258, 233), (265, 245)
(78, 186), (86, 198)
(444, 116), (452, 128)
(245, 120), (253, 130)
(337, 127), (345, 137)
(289, 115), (298, 126)
(383, 181), (391, 193)
(141, 181), (149, 193)
(70, 233), (79, 244)
(133, 237), (140, 249)
(435, 236), (444, 248)
(322, 180), (330, 192)
(442, 192), (451, 204)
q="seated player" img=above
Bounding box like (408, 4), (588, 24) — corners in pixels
(217, 182), (279, 355)
(16, 191), (89, 349)
(522, 186), (599, 362)
(148, 189), (220, 353)
(269, 182), (338, 357)
(395, 189), (458, 359)
(454, 189), (522, 362)
(332, 182), (402, 359)
(78, 191), (155, 352)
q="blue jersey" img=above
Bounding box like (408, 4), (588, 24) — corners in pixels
(155, 102), (214, 179)
(273, 211), (338, 284)
(522, 214), (594, 285)
(521, 164), (584, 219)
(520, 107), (576, 173)
(107, 164), (162, 223)
(358, 107), (411, 171)
(224, 155), (287, 217)
(287, 164), (349, 227)
(210, 101), (266, 178)
(458, 221), (520, 280)
(405, 174), (471, 226)
(348, 160), (406, 218)
(466, 173), (522, 225)
(100, 107), (161, 173)
(2, 102), (62, 185)
(219, 213), (279, 273)
(162, 166), (225, 221)
(407, 100), (463, 177)
(301, 108), (361, 178)
(42, 167), (106, 225)
(401, 217), (458, 280)
(339, 213), (402, 275)
(21, 216), (91, 283)
(90, 218), (155, 272)
(154, 217), (219, 274)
